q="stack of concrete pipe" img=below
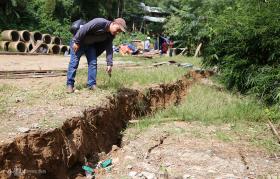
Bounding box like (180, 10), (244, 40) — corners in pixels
(0, 29), (69, 54)
(0, 30), (26, 52)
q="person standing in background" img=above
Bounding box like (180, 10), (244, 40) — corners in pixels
(144, 37), (150, 52)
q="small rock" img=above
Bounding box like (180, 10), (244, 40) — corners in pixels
(31, 123), (40, 129)
(140, 171), (156, 179)
(207, 170), (216, 173)
(128, 171), (137, 177)
(183, 174), (191, 179)
(249, 172), (255, 175)
(112, 157), (119, 164)
(112, 145), (119, 151)
(17, 127), (30, 133)
(163, 162), (172, 167)
(98, 152), (106, 158)
(127, 165), (133, 170)
(223, 174), (237, 178)
(205, 150), (215, 156)
(124, 156), (135, 160)
(16, 98), (23, 103)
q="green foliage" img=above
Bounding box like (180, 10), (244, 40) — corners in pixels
(45, 0), (57, 16)
(0, 0), (73, 43)
(0, 0), (169, 43)
(163, 0), (280, 105)
(164, 0), (233, 50)
(202, 0), (280, 105)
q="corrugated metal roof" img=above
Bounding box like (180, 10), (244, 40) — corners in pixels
(139, 3), (166, 13)
(143, 16), (166, 23)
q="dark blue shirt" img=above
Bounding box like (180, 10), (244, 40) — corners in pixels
(73, 18), (114, 66)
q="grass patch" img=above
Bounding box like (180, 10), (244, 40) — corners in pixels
(164, 84), (268, 124)
(128, 83), (280, 154)
(252, 139), (280, 154)
(215, 130), (233, 142)
(142, 84), (269, 126)
(0, 84), (18, 114)
(75, 65), (188, 90)
(190, 128), (205, 138)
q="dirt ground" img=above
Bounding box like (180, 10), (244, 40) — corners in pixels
(0, 54), (84, 71)
(96, 121), (280, 179)
(0, 75), (112, 143)
(1, 55), (278, 179)
(0, 54), (139, 143)
(0, 54), (138, 71)
(0, 54), (150, 144)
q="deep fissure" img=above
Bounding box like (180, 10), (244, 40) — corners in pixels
(0, 70), (212, 178)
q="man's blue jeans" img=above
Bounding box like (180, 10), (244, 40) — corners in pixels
(66, 40), (97, 88)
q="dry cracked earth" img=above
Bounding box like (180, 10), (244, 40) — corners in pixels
(86, 121), (280, 179)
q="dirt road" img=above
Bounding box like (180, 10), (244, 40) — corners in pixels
(0, 54), (111, 71)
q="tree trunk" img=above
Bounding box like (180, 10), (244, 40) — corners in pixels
(117, 0), (120, 17)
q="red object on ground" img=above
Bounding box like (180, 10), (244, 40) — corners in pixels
(162, 42), (168, 54)
(119, 45), (132, 55)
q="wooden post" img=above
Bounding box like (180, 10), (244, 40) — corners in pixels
(194, 43), (202, 57)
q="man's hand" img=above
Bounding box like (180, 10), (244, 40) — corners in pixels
(72, 43), (80, 52)
(106, 66), (112, 75)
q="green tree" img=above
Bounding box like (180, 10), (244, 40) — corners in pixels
(163, 0), (280, 105)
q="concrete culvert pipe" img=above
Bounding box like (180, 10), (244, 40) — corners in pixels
(37, 43), (49, 53)
(48, 44), (60, 54)
(25, 42), (33, 52)
(18, 30), (30, 42)
(67, 46), (70, 55)
(1, 30), (20, 41)
(0, 41), (10, 51)
(59, 45), (68, 54)
(30, 31), (42, 42)
(8, 41), (26, 52)
(51, 36), (61, 45)
(42, 34), (52, 44)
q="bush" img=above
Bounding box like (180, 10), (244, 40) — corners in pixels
(202, 0), (280, 105)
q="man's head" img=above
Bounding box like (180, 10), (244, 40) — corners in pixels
(109, 18), (127, 36)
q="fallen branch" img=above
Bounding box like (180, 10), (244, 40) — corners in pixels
(179, 47), (188, 55)
(268, 120), (280, 144)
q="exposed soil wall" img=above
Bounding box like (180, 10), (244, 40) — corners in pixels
(0, 70), (211, 179)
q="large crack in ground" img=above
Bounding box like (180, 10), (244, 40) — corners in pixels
(0, 70), (213, 179)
